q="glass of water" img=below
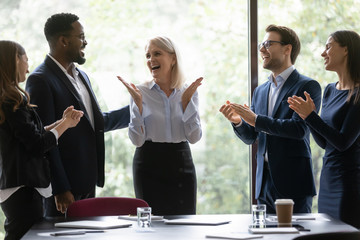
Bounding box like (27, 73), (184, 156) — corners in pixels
(137, 207), (152, 228)
(252, 204), (266, 225)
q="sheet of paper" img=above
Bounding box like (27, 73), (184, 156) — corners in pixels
(248, 227), (299, 234)
(164, 218), (231, 226)
(266, 215), (316, 222)
(206, 232), (263, 239)
(118, 215), (164, 221)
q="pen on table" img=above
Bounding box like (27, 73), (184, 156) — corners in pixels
(50, 230), (105, 236)
(299, 228), (311, 232)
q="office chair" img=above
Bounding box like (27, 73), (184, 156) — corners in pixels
(65, 197), (149, 218)
(292, 231), (360, 240)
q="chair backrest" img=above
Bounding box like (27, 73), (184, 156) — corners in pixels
(292, 231), (360, 240)
(65, 197), (149, 218)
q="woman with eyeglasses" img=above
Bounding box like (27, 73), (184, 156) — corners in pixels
(0, 40), (83, 239)
(288, 30), (360, 228)
(118, 36), (203, 215)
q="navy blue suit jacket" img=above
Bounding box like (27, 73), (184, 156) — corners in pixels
(233, 69), (321, 199)
(25, 55), (130, 195)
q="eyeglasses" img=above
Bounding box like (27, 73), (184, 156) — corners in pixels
(63, 34), (86, 41)
(258, 40), (286, 50)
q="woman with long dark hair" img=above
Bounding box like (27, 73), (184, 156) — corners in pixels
(288, 30), (360, 228)
(0, 40), (83, 239)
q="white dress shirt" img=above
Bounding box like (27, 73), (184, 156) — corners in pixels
(47, 54), (95, 129)
(267, 65), (295, 116)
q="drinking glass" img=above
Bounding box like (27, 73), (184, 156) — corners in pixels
(252, 204), (266, 225)
(137, 207), (152, 228)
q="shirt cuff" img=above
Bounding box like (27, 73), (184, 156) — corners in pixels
(50, 129), (59, 145)
(234, 121), (242, 127)
(233, 115), (257, 127)
(131, 102), (146, 126)
(182, 98), (198, 122)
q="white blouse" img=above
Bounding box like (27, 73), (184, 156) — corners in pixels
(128, 80), (202, 147)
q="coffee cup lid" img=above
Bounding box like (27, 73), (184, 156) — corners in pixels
(275, 199), (294, 205)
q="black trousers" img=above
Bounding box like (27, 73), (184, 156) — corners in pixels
(0, 187), (43, 240)
(133, 141), (197, 215)
(43, 187), (95, 217)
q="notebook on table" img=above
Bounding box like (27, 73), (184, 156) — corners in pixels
(206, 232), (263, 239)
(54, 220), (132, 229)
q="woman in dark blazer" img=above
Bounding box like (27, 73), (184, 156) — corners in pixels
(288, 30), (360, 228)
(0, 40), (83, 240)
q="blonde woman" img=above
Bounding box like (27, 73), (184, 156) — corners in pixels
(119, 36), (203, 215)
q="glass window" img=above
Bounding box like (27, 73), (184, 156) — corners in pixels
(0, 2), (249, 237)
(258, 0), (360, 212)
(2, 0), (358, 237)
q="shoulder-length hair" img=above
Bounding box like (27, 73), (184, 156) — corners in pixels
(0, 40), (31, 124)
(146, 36), (186, 89)
(330, 30), (360, 104)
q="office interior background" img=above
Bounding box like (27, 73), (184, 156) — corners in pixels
(1, 0), (359, 237)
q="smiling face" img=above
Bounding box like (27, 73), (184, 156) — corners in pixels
(17, 53), (29, 83)
(64, 21), (87, 65)
(145, 42), (176, 82)
(321, 36), (348, 73)
(259, 31), (290, 75)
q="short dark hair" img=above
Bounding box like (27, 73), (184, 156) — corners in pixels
(44, 13), (79, 44)
(266, 24), (300, 64)
(330, 30), (360, 103)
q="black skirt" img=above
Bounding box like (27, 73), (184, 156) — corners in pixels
(133, 141), (197, 215)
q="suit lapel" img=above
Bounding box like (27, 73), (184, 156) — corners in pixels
(45, 56), (91, 124)
(271, 69), (299, 117)
(77, 70), (104, 130)
(77, 70), (101, 114)
(257, 81), (271, 116)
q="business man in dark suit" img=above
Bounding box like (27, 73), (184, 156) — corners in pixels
(26, 13), (130, 216)
(220, 25), (321, 213)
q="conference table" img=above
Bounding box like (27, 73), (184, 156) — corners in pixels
(22, 213), (358, 239)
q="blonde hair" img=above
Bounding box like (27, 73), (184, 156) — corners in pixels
(146, 36), (186, 89)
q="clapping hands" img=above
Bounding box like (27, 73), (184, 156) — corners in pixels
(287, 91), (316, 120)
(117, 76), (143, 114)
(182, 77), (203, 111)
(62, 106), (84, 128)
(219, 101), (256, 127)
